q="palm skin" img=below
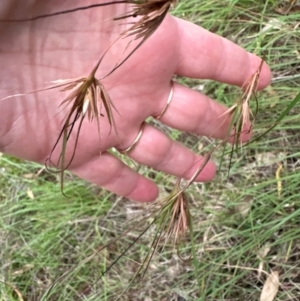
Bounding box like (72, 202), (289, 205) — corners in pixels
(0, 1), (271, 201)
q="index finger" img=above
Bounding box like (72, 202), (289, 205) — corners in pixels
(173, 17), (272, 89)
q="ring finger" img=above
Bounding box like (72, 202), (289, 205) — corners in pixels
(117, 122), (217, 182)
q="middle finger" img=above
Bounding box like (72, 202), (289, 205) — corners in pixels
(153, 81), (251, 141)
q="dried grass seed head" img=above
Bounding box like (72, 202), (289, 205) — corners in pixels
(168, 190), (190, 245)
(45, 65), (118, 194)
(117, 0), (176, 40)
(158, 179), (190, 246)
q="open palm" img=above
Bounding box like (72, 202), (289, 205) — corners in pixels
(0, 1), (271, 201)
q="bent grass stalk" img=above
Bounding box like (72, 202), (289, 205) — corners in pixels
(0, 0), (175, 75)
(0, 1), (176, 79)
(0, 1), (174, 23)
(0, 1), (128, 22)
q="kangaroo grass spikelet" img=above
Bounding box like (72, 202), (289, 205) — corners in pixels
(115, 0), (176, 39)
(165, 179), (190, 246)
(45, 62), (118, 194)
(219, 59), (264, 171)
(223, 59), (264, 145)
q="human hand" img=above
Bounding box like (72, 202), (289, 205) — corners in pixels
(0, 1), (271, 202)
